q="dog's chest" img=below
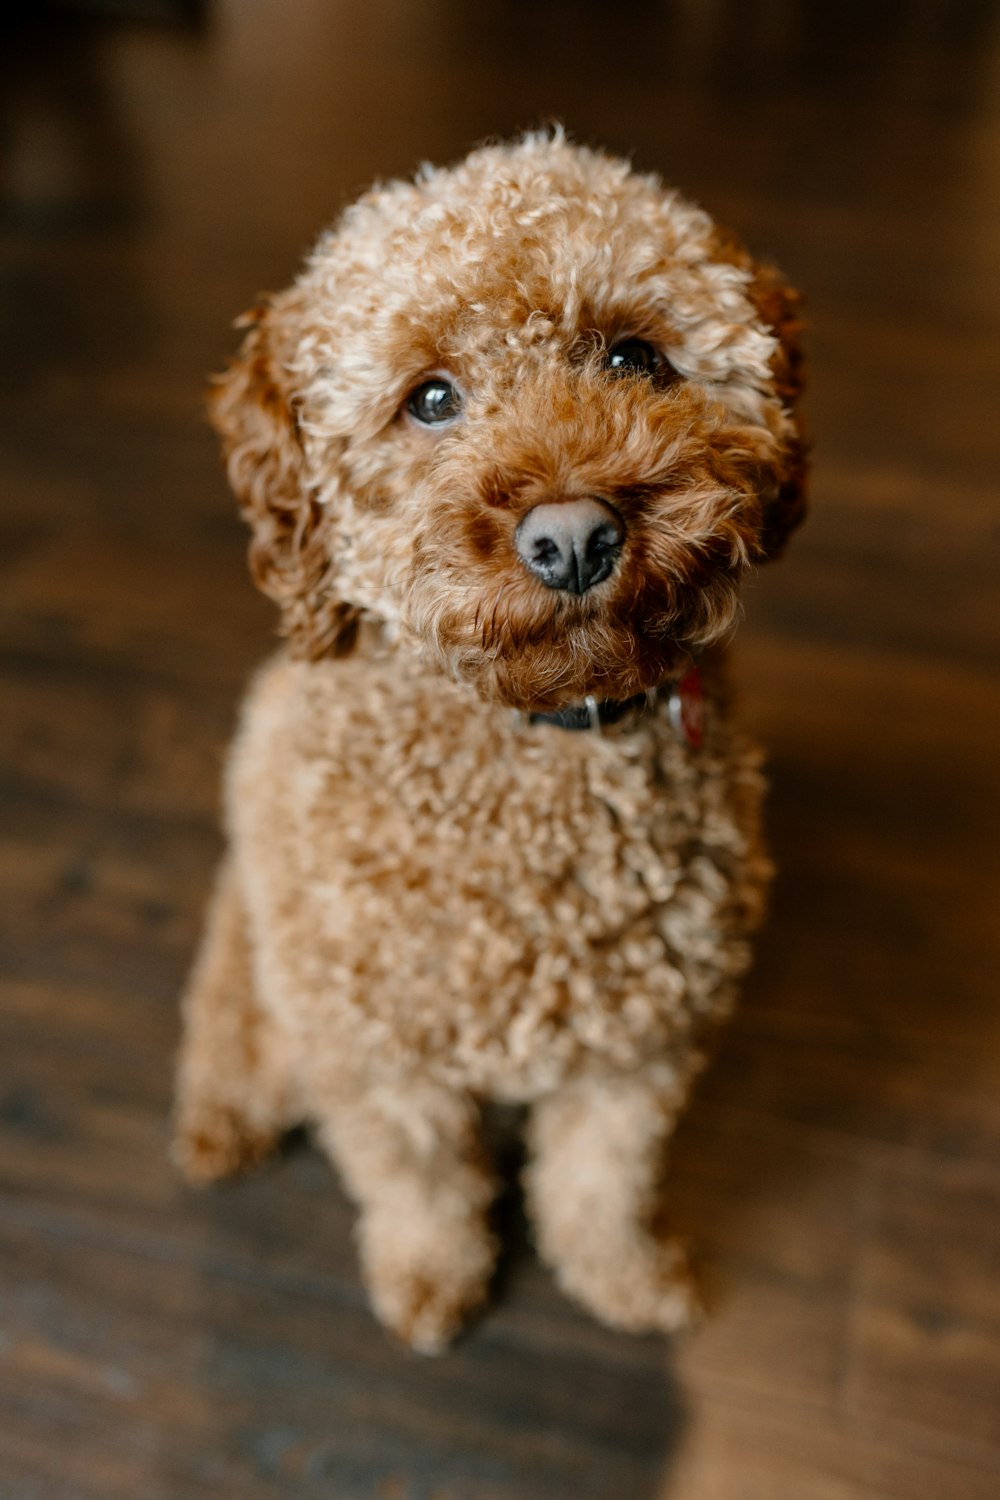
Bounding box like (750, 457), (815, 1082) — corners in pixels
(234, 655), (766, 1091)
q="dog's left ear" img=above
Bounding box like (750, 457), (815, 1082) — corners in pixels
(209, 294), (358, 659)
(747, 260), (809, 560)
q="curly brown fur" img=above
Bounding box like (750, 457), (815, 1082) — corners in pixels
(174, 130), (806, 1352)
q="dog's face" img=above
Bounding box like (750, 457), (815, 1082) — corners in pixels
(213, 133), (805, 711)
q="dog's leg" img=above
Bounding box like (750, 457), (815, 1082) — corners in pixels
(315, 1080), (498, 1354)
(173, 858), (298, 1183)
(525, 1064), (700, 1333)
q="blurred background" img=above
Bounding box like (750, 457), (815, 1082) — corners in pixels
(1, 2), (999, 1496)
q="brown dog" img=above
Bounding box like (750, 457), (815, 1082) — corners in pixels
(174, 130), (806, 1352)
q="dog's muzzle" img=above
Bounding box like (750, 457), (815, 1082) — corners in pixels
(515, 497), (624, 595)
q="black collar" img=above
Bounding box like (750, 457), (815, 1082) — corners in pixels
(523, 663), (705, 748)
(528, 690), (654, 732)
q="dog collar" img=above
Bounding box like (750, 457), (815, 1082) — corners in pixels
(526, 666), (705, 748)
(528, 692), (650, 732)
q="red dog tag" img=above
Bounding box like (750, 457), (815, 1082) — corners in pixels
(668, 667), (704, 750)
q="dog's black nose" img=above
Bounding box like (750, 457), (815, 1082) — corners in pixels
(515, 498), (625, 594)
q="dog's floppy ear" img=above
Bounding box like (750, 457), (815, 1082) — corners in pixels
(747, 260), (809, 560)
(209, 296), (358, 658)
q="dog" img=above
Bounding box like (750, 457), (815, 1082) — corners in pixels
(173, 129), (806, 1353)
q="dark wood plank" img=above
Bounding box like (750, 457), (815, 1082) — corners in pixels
(848, 1167), (1000, 1454)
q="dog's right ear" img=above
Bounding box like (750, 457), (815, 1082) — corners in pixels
(747, 261), (809, 561)
(209, 296), (358, 658)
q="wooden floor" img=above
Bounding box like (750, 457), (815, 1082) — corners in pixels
(2, 2), (1000, 1495)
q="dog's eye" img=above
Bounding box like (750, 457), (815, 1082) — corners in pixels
(407, 378), (463, 426)
(606, 339), (662, 377)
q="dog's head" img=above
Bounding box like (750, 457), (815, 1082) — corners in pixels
(212, 131), (806, 711)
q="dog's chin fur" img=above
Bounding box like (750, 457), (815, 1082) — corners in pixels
(175, 130), (807, 1354)
(412, 568), (743, 713)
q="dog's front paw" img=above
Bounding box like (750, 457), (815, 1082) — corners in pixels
(553, 1232), (702, 1335)
(171, 1101), (278, 1185)
(359, 1203), (497, 1355)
